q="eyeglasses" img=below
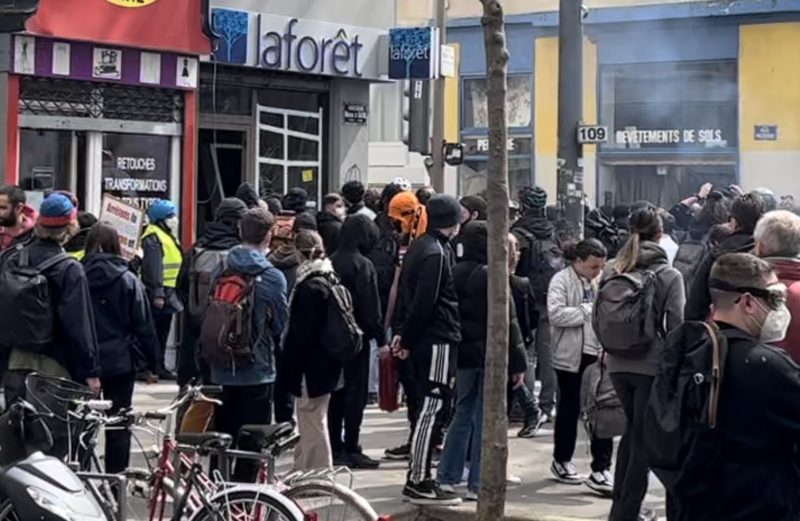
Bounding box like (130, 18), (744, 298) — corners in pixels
(709, 278), (787, 309)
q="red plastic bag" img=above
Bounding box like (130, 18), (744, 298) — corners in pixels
(379, 355), (401, 413)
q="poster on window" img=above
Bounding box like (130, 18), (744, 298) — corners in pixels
(102, 134), (171, 212)
(98, 195), (145, 260)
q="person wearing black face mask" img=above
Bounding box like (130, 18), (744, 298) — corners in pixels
(662, 253), (800, 521)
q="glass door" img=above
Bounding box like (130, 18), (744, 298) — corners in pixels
(256, 105), (323, 210)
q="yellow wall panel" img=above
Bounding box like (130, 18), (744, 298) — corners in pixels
(740, 23), (800, 152)
(444, 43), (460, 143)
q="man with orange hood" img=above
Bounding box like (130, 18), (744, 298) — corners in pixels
(0, 185), (37, 252)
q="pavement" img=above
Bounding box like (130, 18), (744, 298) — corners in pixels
(129, 383), (667, 521)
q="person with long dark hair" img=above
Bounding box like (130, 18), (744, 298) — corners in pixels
(548, 238), (613, 494)
(83, 222), (159, 473)
(604, 208), (685, 521)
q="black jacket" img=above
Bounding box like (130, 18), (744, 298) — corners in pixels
(64, 227), (90, 255)
(282, 260), (343, 398)
(316, 211), (342, 255)
(12, 239), (100, 379)
(510, 274), (539, 346)
(368, 212), (401, 318)
(83, 253), (159, 377)
(685, 231), (754, 321)
(453, 222), (526, 374)
(394, 230), (461, 349)
(331, 215), (384, 345)
(268, 245), (302, 295)
(511, 212), (560, 308)
(672, 322), (800, 521)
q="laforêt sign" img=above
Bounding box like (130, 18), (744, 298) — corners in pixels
(258, 15), (384, 80)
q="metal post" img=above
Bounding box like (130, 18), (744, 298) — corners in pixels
(430, 0), (446, 193)
(557, 0), (584, 239)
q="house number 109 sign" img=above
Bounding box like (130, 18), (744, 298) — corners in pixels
(577, 125), (609, 144)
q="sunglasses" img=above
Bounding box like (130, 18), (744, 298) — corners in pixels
(709, 278), (787, 309)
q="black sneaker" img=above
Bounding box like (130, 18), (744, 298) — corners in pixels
(517, 412), (546, 438)
(348, 452), (380, 469)
(551, 460), (582, 485)
(385, 443), (411, 460)
(403, 480), (462, 506)
(367, 392), (378, 405)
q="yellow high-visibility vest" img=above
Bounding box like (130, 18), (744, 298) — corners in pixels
(141, 224), (182, 288)
(68, 250), (85, 261)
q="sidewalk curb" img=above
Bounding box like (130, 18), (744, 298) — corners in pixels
(390, 505), (595, 521)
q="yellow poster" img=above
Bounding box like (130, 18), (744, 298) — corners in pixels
(302, 169), (314, 183)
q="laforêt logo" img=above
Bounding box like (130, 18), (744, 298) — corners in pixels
(106, 0), (159, 7)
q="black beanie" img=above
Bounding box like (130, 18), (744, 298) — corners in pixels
(215, 197), (247, 223)
(427, 194), (462, 229)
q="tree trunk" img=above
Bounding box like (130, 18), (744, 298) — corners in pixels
(477, 1), (510, 520)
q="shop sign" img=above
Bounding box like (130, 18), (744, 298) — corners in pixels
(343, 103), (368, 125)
(614, 128), (725, 146)
(389, 27), (440, 79)
(754, 125), (778, 141)
(99, 195), (145, 261)
(102, 134), (171, 211)
(463, 136), (532, 156)
(258, 15), (385, 80)
(440, 44), (456, 78)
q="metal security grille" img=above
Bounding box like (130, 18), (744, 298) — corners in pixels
(19, 77), (183, 123)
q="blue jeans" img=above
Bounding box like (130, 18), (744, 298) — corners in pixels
(437, 368), (483, 493)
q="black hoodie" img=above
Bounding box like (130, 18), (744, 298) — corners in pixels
(453, 221), (527, 373)
(268, 244), (303, 294)
(83, 253), (159, 377)
(330, 215), (384, 345)
(317, 210), (342, 255)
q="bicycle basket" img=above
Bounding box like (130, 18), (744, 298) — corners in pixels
(25, 373), (95, 422)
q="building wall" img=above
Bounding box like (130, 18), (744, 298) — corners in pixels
(330, 79), (372, 189)
(739, 22), (800, 198)
(213, 0), (395, 28)
(534, 38), (598, 205)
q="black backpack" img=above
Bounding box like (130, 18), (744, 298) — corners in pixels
(513, 228), (565, 304)
(673, 239), (708, 295)
(593, 264), (668, 355)
(0, 249), (70, 353)
(646, 321), (731, 475)
(310, 272), (363, 362)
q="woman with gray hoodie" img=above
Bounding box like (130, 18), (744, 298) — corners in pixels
(603, 207), (685, 521)
(547, 238), (613, 496)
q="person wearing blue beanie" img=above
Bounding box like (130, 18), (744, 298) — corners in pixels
(141, 199), (183, 380)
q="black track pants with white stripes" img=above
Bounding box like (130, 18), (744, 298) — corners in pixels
(407, 342), (456, 485)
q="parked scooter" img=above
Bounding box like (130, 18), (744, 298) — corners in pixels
(0, 400), (107, 521)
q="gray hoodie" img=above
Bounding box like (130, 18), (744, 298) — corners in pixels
(605, 241), (685, 376)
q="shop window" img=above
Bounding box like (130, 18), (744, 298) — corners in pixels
(19, 129), (72, 192)
(257, 89), (322, 113)
(200, 83), (253, 116)
(259, 130), (283, 159)
(288, 136), (319, 162)
(463, 75), (531, 129)
(101, 133), (171, 210)
(259, 163), (284, 196)
(459, 157), (532, 197)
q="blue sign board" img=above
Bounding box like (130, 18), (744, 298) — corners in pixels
(212, 8), (249, 65)
(389, 27), (438, 79)
(754, 124), (778, 141)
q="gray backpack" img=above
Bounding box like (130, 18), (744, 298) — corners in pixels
(187, 248), (229, 322)
(581, 357), (626, 439)
(592, 264), (668, 355)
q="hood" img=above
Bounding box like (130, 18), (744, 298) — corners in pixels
(636, 240), (669, 268)
(83, 253), (130, 289)
(64, 226), (91, 253)
(347, 201), (365, 215)
(767, 257), (800, 283)
(513, 214), (554, 240)
(458, 220), (487, 265)
(316, 210), (341, 225)
(338, 215), (379, 254)
(585, 209), (614, 232)
(227, 245), (271, 276)
(388, 192), (428, 239)
(197, 221), (240, 250)
(234, 182), (260, 209)
(268, 243), (302, 269)
(712, 231), (754, 257)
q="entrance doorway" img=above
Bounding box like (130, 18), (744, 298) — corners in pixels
(198, 129), (246, 234)
(256, 105), (323, 209)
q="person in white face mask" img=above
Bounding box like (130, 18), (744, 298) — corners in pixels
(663, 252), (800, 521)
(141, 199), (184, 379)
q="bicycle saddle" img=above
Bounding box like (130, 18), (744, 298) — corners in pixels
(238, 423), (294, 449)
(176, 431), (233, 452)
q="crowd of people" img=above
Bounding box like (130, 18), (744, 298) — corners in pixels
(2, 177), (800, 520)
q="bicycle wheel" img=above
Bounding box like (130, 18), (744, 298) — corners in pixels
(283, 479), (379, 521)
(0, 501), (19, 521)
(190, 489), (302, 521)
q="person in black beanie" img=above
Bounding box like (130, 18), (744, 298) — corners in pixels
(393, 193), (463, 505)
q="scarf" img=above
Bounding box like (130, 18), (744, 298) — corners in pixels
(289, 257), (336, 306)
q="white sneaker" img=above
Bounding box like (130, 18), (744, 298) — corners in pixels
(585, 470), (614, 497)
(551, 460), (582, 485)
(439, 484), (456, 494)
(465, 490), (478, 502)
(506, 474), (522, 486)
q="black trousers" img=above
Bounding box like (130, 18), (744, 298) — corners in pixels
(553, 353), (613, 472)
(152, 311), (173, 375)
(328, 344), (370, 454)
(407, 343), (455, 485)
(609, 373), (654, 521)
(273, 351), (295, 425)
(101, 372), (135, 474)
(399, 357), (419, 445)
(215, 383), (273, 482)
